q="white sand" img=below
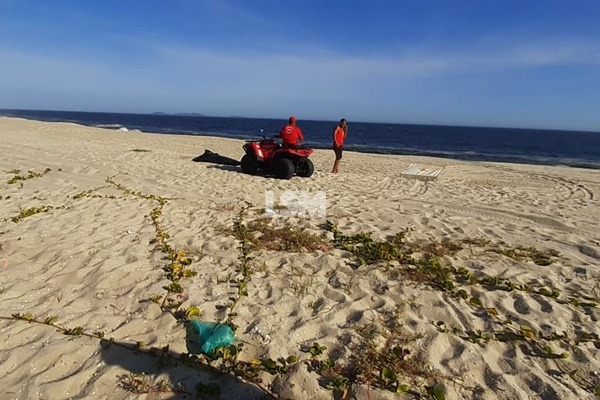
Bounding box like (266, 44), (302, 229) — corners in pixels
(0, 116), (599, 399)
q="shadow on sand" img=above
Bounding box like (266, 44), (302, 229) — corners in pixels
(99, 340), (266, 399)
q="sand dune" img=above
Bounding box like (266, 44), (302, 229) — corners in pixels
(1, 117), (599, 399)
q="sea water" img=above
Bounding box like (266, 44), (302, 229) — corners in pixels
(1, 109), (599, 169)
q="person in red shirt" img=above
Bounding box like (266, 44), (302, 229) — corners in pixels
(279, 116), (304, 148)
(332, 118), (348, 173)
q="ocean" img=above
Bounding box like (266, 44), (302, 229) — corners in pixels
(1, 109), (599, 169)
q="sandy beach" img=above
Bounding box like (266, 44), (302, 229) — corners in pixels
(1, 116), (599, 400)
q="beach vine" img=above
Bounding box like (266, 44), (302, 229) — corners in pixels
(6, 167), (52, 185)
(325, 221), (595, 310)
(300, 311), (451, 399)
(0, 182), (311, 399)
(2, 173), (599, 399)
(221, 214), (452, 399)
(324, 221), (600, 397)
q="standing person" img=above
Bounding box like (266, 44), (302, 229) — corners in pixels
(332, 118), (348, 173)
(279, 116), (304, 148)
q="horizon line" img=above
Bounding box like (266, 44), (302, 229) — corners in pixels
(0, 107), (599, 134)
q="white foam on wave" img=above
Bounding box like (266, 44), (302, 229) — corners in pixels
(94, 124), (123, 130)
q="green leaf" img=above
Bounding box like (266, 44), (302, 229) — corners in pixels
(520, 324), (533, 331)
(398, 384), (410, 393)
(64, 326), (85, 336)
(286, 355), (298, 364)
(485, 307), (499, 316)
(568, 369), (578, 378)
(469, 297), (482, 307)
(431, 386), (446, 400)
(538, 288), (552, 296)
(381, 367), (397, 385)
(149, 295), (162, 303)
(221, 347), (232, 360)
(326, 375), (349, 390)
(185, 306), (201, 318)
(392, 346), (409, 358)
(308, 342), (326, 356)
(520, 324), (536, 339)
(262, 358), (277, 369)
(183, 268), (196, 277)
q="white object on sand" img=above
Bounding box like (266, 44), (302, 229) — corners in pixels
(401, 164), (444, 181)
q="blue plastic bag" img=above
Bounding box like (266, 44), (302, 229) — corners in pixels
(186, 320), (235, 355)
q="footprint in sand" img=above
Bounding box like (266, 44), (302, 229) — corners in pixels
(323, 286), (347, 303)
(513, 294), (532, 315)
(577, 244), (600, 259)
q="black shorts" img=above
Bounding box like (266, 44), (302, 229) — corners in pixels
(333, 146), (343, 160)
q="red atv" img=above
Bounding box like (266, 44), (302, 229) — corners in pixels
(240, 137), (314, 179)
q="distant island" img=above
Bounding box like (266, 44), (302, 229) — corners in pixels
(150, 112), (252, 118)
(151, 112), (206, 117)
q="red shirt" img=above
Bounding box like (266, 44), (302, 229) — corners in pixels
(333, 126), (345, 147)
(279, 124), (304, 146)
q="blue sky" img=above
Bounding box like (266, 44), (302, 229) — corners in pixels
(1, 1), (599, 131)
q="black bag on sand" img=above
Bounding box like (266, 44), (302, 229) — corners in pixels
(193, 150), (240, 166)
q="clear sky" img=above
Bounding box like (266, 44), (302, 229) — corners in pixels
(1, 1), (599, 131)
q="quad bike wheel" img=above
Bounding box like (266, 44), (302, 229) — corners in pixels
(274, 158), (295, 179)
(295, 158), (314, 178)
(240, 153), (258, 175)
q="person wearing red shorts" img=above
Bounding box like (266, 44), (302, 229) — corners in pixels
(332, 118), (348, 173)
(279, 116), (304, 148)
